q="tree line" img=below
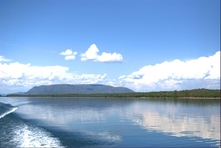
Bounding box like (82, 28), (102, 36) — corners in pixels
(6, 88), (220, 98)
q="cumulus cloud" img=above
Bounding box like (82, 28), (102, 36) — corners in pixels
(0, 61), (107, 93)
(0, 56), (11, 62)
(60, 49), (77, 60)
(1, 51), (220, 93)
(81, 44), (123, 62)
(119, 51), (220, 92)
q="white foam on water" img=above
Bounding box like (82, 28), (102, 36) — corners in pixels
(12, 124), (64, 147)
(0, 107), (18, 119)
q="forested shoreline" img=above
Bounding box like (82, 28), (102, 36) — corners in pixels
(6, 89), (220, 98)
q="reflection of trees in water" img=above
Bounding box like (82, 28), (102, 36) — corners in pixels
(136, 98), (220, 106)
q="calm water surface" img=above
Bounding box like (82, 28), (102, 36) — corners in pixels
(0, 97), (220, 147)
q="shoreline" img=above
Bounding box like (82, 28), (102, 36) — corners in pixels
(2, 95), (220, 99)
(4, 89), (220, 99)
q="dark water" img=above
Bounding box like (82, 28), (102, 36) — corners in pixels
(0, 97), (220, 147)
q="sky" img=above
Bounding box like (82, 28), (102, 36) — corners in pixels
(0, 0), (220, 93)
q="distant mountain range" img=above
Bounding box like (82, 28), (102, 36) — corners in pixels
(25, 84), (134, 95)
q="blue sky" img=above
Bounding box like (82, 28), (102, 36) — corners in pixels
(0, 0), (220, 93)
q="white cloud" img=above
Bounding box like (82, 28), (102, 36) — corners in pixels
(60, 49), (77, 60)
(64, 55), (76, 60)
(119, 51), (220, 91)
(0, 61), (107, 93)
(60, 49), (72, 56)
(0, 51), (220, 93)
(81, 44), (123, 62)
(0, 56), (11, 62)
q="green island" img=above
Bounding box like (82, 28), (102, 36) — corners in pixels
(6, 88), (220, 98)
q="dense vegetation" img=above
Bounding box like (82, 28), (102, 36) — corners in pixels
(7, 88), (220, 98)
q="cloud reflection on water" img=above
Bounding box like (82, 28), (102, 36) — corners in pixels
(130, 105), (220, 140)
(16, 98), (220, 146)
(16, 100), (123, 143)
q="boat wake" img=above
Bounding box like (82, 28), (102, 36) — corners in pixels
(0, 102), (18, 119)
(0, 102), (64, 147)
(12, 123), (63, 147)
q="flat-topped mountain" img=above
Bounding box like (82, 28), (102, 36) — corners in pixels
(25, 84), (134, 95)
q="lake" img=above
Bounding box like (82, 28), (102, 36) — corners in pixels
(0, 97), (220, 147)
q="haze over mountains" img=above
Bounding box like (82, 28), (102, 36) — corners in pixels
(25, 84), (134, 95)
